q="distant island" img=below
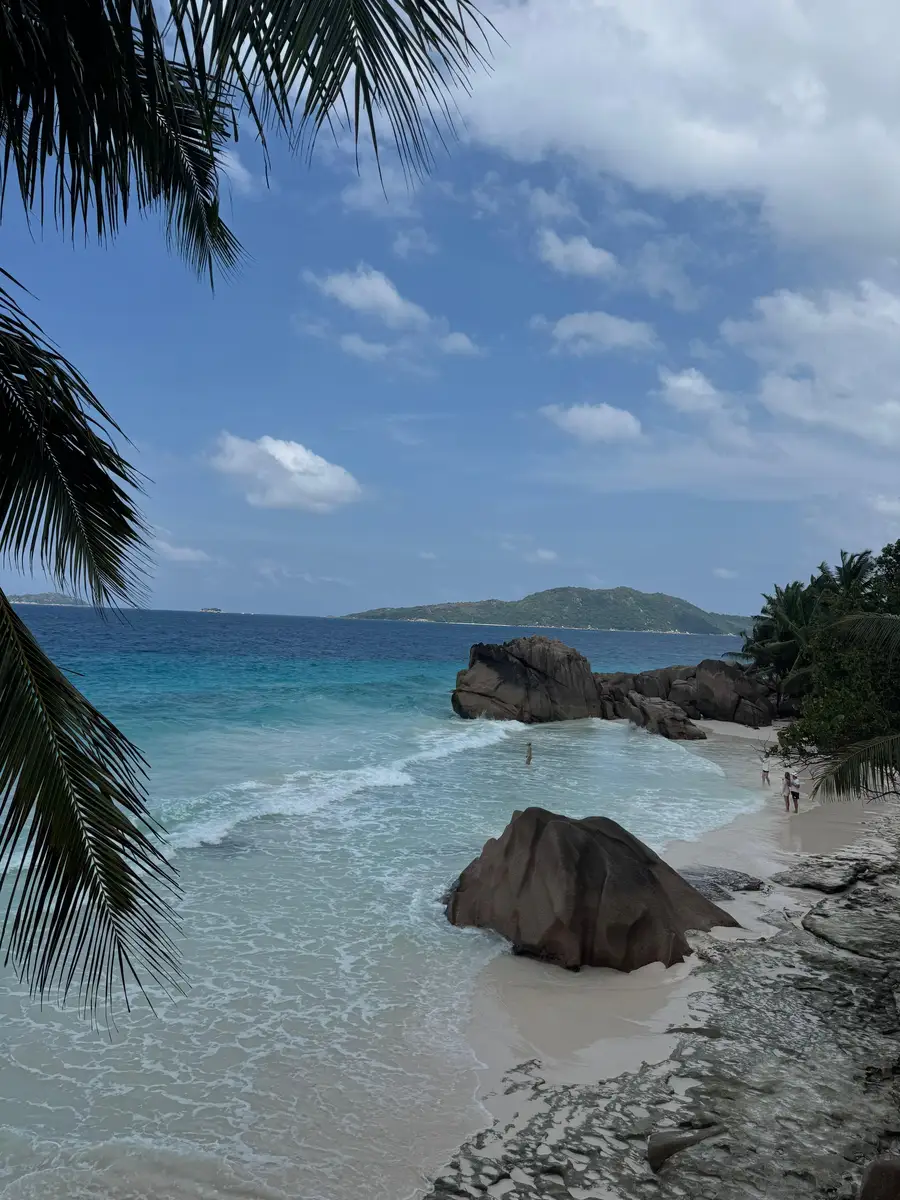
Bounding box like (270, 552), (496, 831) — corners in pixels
(9, 592), (89, 607)
(344, 587), (748, 636)
(200, 607), (222, 613)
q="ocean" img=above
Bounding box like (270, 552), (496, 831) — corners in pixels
(0, 609), (758, 1200)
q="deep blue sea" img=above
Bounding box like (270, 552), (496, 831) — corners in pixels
(0, 609), (755, 1200)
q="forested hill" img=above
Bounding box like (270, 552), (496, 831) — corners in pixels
(344, 587), (748, 635)
(8, 592), (88, 606)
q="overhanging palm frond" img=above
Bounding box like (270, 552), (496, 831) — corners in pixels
(183, 0), (494, 174)
(834, 613), (900, 659)
(0, 591), (181, 1016)
(0, 275), (148, 605)
(813, 731), (900, 802)
(0, 1), (241, 280)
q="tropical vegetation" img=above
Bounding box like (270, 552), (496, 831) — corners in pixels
(736, 544), (900, 801)
(0, 0), (490, 1017)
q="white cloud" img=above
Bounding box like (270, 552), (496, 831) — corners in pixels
(419, 551), (438, 560)
(341, 163), (416, 219)
(468, 0), (900, 255)
(538, 310), (659, 356)
(307, 265), (430, 331)
(723, 281), (900, 446)
(658, 368), (725, 414)
(537, 230), (618, 278)
(219, 149), (256, 197)
(438, 331), (481, 356)
(632, 238), (700, 311)
(392, 227), (438, 259)
(155, 539), (211, 564)
(872, 496), (900, 518)
(520, 181), (582, 224)
(712, 567), (738, 580)
(211, 433), (362, 512)
(305, 264), (479, 364)
(339, 333), (391, 361)
(525, 547), (558, 563)
(541, 403), (642, 443)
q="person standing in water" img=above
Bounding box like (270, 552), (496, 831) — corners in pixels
(761, 766), (770, 786)
(525, 741), (533, 767)
(782, 771), (792, 813)
(790, 771), (801, 813)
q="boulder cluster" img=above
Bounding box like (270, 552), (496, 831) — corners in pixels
(451, 635), (777, 740)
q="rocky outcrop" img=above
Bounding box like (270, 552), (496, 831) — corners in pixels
(860, 1159), (900, 1199)
(451, 636), (601, 723)
(596, 659), (775, 728)
(445, 808), (738, 971)
(678, 864), (765, 901)
(618, 692), (707, 740)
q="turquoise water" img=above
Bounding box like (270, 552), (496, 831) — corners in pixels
(0, 610), (756, 1200)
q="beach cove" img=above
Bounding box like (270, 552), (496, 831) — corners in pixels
(0, 608), (889, 1200)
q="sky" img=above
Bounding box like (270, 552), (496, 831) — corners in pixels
(6, 0), (900, 618)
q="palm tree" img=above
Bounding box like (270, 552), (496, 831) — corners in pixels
(0, 0), (491, 1018)
(811, 613), (900, 801)
(732, 580), (825, 706)
(816, 549), (876, 607)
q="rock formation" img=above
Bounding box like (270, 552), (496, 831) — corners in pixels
(445, 808), (738, 971)
(451, 636), (601, 723)
(615, 692), (706, 740)
(596, 658), (774, 728)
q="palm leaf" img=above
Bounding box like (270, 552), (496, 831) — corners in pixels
(812, 731), (900, 802)
(0, 275), (148, 604)
(834, 613), (900, 659)
(0, 590), (182, 1017)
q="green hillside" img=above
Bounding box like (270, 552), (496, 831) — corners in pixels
(344, 587), (748, 635)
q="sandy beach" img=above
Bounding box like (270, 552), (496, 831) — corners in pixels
(435, 720), (896, 1198)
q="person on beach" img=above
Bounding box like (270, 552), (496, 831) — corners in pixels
(761, 767), (770, 786)
(790, 771), (801, 812)
(782, 771), (792, 813)
(525, 741), (533, 767)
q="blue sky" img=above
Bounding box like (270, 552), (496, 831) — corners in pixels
(5, 0), (900, 618)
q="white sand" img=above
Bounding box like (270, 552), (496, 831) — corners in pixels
(464, 721), (889, 1124)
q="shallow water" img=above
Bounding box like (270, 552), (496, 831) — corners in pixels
(0, 611), (757, 1199)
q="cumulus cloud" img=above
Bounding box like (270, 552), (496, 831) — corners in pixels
(537, 310), (659, 356)
(392, 227), (438, 259)
(525, 547), (558, 563)
(155, 539), (211, 564)
(341, 163), (417, 218)
(219, 149), (256, 196)
(211, 433), (362, 512)
(537, 229), (617, 278)
(305, 264), (480, 363)
(541, 402), (642, 443)
(871, 496), (900, 518)
(658, 368), (725, 414)
(722, 281), (900, 446)
(521, 181), (582, 224)
(468, 0), (900, 255)
(307, 265), (431, 330)
(712, 567), (738, 580)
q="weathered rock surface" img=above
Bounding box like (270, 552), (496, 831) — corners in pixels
(595, 658), (775, 728)
(620, 692), (706, 740)
(427, 814), (900, 1200)
(772, 848), (896, 894)
(451, 636), (601, 723)
(647, 1124), (725, 1172)
(679, 864), (765, 901)
(445, 808), (738, 971)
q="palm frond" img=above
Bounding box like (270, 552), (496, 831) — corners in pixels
(0, 1), (241, 280)
(833, 613), (900, 659)
(0, 590), (181, 1017)
(173, 0), (494, 176)
(813, 731), (900, 802)
(0, 276), (148, 605)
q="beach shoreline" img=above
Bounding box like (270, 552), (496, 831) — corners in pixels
(428, 719), (895, 1199)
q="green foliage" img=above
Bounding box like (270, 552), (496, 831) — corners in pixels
(345, 587), (749, 635)
(741, 543), (900, 798)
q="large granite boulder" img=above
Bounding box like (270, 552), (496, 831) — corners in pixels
(693, 659), (772, 726)
(445, 808), (738, 971)
(451, 636), (601, 723)
(860, 1158), (900, 1199)
(620, 692), (706, 740)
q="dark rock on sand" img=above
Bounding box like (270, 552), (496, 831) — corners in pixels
(445, 808), (738, 971)
(451, 636), (601, 723)
(860, 1158), (900, 1198)
(679, 865), (765, 901)
(694, 658), (772, 725)
(620, 692), (707, 740)
(647, 1124), (726, 1172)
(802, 892), (900, 961)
